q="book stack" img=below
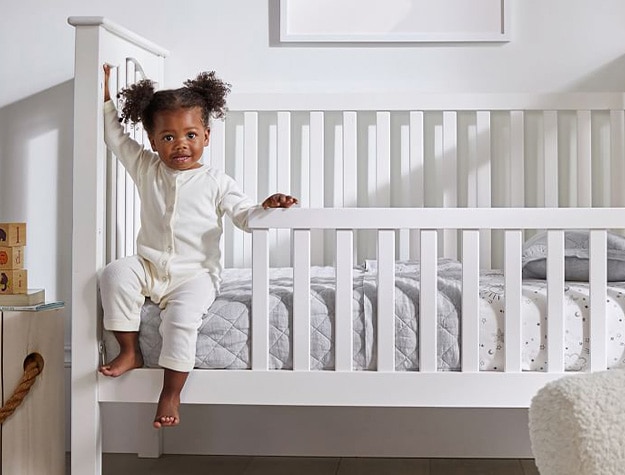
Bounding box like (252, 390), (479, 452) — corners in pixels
(0, 222), (45, 306)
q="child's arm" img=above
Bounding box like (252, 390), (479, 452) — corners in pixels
(261, 193), (298, 209)
(103, 64), (112, 102)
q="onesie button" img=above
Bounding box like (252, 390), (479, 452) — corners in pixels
(162, 276), (167, 282)
(167, 246), (173, 252)
(161, 260), (167, 267)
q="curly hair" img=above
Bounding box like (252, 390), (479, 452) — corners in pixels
(117, 71), (231, 133)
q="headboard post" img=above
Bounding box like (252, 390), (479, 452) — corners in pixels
(68, 17), (168, 475)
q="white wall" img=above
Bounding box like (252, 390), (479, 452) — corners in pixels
(3, 0), (625, 458)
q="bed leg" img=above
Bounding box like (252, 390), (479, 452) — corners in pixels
(136, 404), (163, 458)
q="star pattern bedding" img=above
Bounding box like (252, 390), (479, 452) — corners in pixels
(102, 259), (625, 371)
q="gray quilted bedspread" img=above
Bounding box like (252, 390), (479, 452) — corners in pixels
(103, 259), (463, 371)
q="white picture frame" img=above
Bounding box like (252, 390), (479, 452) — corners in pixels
(280, 0), (510, 43)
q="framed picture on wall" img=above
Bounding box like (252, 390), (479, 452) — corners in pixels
(280, 0), (509, 43)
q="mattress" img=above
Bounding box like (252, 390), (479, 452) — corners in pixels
(102, 259), (625, 371)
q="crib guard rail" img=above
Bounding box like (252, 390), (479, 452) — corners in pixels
(247, 207), (625, 374)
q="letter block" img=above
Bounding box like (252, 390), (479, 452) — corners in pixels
(0, 246), (24, 270)
(0, 223), (26, 247)
(0, 269), (27, 294)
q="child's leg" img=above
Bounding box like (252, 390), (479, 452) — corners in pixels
(154, 273), (216, 427)
(99, 256), (149, 376)
(153, 369), (188, 428)
(100, 330), (143, 377)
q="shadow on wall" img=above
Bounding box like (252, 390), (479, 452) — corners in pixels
(566, 54), (625, 91)
(0, 79), (74, 333)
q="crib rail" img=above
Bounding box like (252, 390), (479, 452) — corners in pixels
(248, 207), (625, 375)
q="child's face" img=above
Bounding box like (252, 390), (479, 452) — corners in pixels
(148, 107), (209, 171)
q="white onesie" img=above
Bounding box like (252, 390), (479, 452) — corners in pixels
(100, 100), (258, 371)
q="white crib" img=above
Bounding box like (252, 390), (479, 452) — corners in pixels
(69, 17), (625, 474)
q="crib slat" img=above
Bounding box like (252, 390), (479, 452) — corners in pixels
(409, 111), (424, 259)
(208, 118), (225, 170)
(124, 168), (134, 256)
(589, 230), (608, 371)
(309, 112), (324, 265)
(377, 230), (395, 372)
(543, 111), (558, 207)
(309, 112), (324, 208)
(577, 110), (592, 207)
(476, 111), (492, 268)
(115, 155), (126, 258)
(376, 112), (391, 207)
(443, 112), (458, 259)
(399, 122), (410, 260)
(343, 112), (358, 207)
(335, 230), (354, 371)
(510, 111), (525, 206)
(546, 230), (565, 373)
(420, 230), (438, 372)
(293, 229), (311, 371)
(610, 110), (625, 207)
(210, 119), (226, 268)
(504, 230), (522, 372)
(243, 112), (259, 266)
(276, 112), (291, 266)
(461, 230), (480, 372)
(251, 229), (269, 370)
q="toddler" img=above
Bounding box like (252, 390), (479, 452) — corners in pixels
(99, 65), (297, 428)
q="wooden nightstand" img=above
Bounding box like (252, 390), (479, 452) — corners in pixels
(0, 302), (65, 475)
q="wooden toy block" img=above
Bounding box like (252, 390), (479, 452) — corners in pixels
(0, 269), (27, 294)
(0, 223), (26, 247)
(0, 246), (24, 270)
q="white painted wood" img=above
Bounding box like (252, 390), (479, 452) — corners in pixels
(543, 111), (559, 207)
(577, 110), (592, 207)
(504, 231), (522, 372)
(208, 118), (226, 171)
(610, 110), (625, 207)
(376, 112), (391, 207)
(1, 308), (65, 475)
(227, 92), (625, 113)
(309, 112), (325, 265)
(251, 230), (269, 371)
(276, 112), (292, 267)
(589, 230), (608, 371)
(293, 230), (311, 371)
(443, 111), (458, 259)
(510, 111), (525, 206)
(342, 112), (358, 207)
(546, 231), (565, 373)
(409, 111), (424, 260)
(420, 230), (438, 373)
(135, 404), (163, 458)
(476, 111), (492, 268)
(335, 230), (354, 372)
(248, 207), (625, 231)
(377, 230), (395, 372)
(461, 230), (480, 372)
(98, 368), (567, 408)
(71, 23), (107, 475)
(243, 112), (259, 266)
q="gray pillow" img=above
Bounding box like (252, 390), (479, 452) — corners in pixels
(522, 230), (625, 282)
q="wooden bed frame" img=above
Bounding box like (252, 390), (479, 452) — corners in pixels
(69, 16), (625, 475)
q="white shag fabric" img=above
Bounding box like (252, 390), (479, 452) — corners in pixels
(529, 369), (625, 475)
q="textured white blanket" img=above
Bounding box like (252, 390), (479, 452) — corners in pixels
(529, 369), (625, 475)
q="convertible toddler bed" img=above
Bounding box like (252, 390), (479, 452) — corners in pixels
(69, 17), (625, 475)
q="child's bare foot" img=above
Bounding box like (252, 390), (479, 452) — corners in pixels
(153, 392), (180, 428)
(99, 350), (143, 377)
